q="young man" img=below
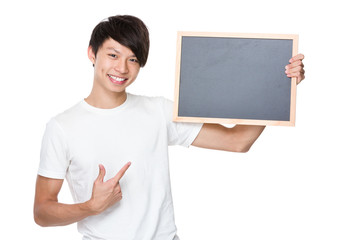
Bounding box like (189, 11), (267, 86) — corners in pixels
(34, 15), (305, 239)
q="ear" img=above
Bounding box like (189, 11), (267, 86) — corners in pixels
(87, 46), (96, 66)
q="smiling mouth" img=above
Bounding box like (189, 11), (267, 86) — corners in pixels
(108, 74), (128, 85)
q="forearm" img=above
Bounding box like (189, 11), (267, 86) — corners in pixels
(34, 163), (129, 227)
(34, 200), (94, 227)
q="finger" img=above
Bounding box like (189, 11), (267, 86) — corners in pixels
(96, 164), (106, 183)
(287, 70), (303, 78)
(289, 53), (305, 63)
(112, 192), (123, 203)
(113, 184), (122, 194)
(286, 65), (302, 75)
(286, 60), (303, 69)
(111, 162), (131, 183)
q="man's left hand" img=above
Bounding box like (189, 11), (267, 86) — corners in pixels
(285, 53), (305, 84)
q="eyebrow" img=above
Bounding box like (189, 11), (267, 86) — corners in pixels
(106, 47), (136, 58)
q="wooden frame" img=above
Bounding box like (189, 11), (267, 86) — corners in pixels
(173, 31), (299, 126)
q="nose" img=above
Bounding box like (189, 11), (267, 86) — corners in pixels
(114, 59), (129, 74)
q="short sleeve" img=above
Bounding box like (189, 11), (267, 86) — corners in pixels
(38, 118), (70, 179)
(161, 98), (203, 147)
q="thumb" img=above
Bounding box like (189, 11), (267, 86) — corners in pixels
(96, 164), (106, 182)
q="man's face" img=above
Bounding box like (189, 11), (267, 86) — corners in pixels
(88, 38), (141, 95)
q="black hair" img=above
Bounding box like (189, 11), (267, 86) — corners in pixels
(89, 15), (150, 67)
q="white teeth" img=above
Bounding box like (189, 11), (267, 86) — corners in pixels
(109, 75), (126, 82)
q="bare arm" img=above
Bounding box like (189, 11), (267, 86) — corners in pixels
(192, 123), (265, 152)
(34, 162), (131, 227)
(33, 176), (93, 227)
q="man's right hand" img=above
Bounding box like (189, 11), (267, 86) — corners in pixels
(34, 162), (131, 227)
(87, 162), (131, 215)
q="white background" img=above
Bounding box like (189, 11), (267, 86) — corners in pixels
(1, 0), (339, 239)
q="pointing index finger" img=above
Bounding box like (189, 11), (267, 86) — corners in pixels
(112, 162), (131, 183)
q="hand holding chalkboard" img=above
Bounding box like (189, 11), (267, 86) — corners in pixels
(286, 54), (305, 84)
(174, 32), (299, 126)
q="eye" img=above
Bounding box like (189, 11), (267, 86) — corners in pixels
(129, 58), (139, 63)
(109, 54), (117, 58)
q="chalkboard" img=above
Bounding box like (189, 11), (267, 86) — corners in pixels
(173, 32), (299, 126)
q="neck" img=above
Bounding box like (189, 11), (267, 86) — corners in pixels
(85, 87), (127, 109)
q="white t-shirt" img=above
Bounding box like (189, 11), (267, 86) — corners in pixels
(38, 93), (203, 240)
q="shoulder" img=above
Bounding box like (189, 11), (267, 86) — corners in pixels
(128, 93), (173, 108)
(128, 94), (175, 123)
(47, 101), (85, 131)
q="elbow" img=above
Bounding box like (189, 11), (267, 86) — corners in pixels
(34, 206), (49, 227)
(232, 142), (253, 153)
(230, 133), (257, 153)
(227, 124), (264, 153)
(34, 212), (46, 227)
(34, 215), (45, 227)
(233, 146), (250, 153)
